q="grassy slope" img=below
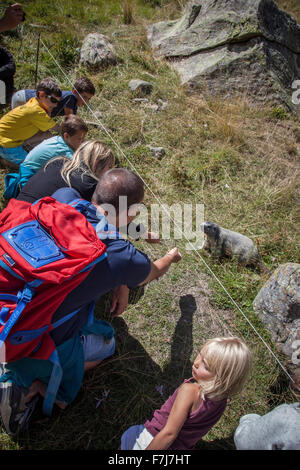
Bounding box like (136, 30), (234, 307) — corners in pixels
(0, 0), (299, 450)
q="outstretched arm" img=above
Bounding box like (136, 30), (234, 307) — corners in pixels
(110, 248), (182, 317)
(138, 247), (182, 286)
(146, 383), (196, 450)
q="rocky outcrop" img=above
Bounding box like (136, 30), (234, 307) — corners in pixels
(253, 264), (300, 374)
(80, 33), (117, 69)
(147, 0), (300, 111)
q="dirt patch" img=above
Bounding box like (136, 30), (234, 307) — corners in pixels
(169, 272), (239, 343)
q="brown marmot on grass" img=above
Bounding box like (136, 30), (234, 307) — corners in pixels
(200, 221), (261, 268)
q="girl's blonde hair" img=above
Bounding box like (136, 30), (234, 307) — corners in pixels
(198, 337), (252, 400)
(47, 140), (114, 187)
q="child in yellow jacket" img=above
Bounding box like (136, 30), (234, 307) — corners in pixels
(0, 78), (61, 166)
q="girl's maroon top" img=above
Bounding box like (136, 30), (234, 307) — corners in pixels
(144, 378), (227, 450)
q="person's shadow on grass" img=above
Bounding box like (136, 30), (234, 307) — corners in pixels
(161, 294), (196, 396)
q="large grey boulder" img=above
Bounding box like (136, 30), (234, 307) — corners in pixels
(147, 0), (300, 111)
(80, 33), (117, 69)
(253, 264), (300, 367)
(234, 403), (300, 450)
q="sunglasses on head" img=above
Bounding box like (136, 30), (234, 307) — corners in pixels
(46, 95), (60, 104)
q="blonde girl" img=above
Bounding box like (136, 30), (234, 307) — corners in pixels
(59, 140), (114, 188)
(17, 140), (114, 203)
(121, 336), (252, 450)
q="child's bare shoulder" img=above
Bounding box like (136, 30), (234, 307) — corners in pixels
(178, 381), (199, 398)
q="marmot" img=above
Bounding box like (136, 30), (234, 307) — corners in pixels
(200, 221), (261, 267)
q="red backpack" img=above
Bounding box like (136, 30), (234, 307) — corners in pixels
(0, 196), (107, 359)
(0, 196), (107, 362)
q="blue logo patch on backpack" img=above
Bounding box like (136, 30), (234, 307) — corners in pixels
(2, 221), (65, 268)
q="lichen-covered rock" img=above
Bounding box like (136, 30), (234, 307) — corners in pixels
(80, 33), (117, 69)
(129, 80), (153, 95)
(253, 264), (300, 363)
(234, 403), (300, 450)
(147, 0), (300, 111)
(148, 0), (300, 57)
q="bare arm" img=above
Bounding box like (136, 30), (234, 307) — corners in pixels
(146, 383), (196, 450)
(108, 248), (181, 317)
(138, 247), (182, 286)
(110, 284), (129, 318)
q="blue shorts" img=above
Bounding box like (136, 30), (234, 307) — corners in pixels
(11, 90), (26, 109)
(0, 145), (27, 164)
(81, 334), (115, 362)
(121, 425), (154, 450)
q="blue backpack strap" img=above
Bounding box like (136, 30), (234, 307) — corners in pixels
(68, 198), (119, 238)
(68, 198), (87, 208)
(51, 306), (83, 330)
(42, 303), (95, 416)
(7, 306), (84, 345)
(42, 349), (63, 416)
(0, 258), (25, 281)
(1, 305), (92, 415)
(68, 198), (97, 221)
(0, 279), (42, 351)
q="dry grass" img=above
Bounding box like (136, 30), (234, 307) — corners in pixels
(276, 0), (300, 22)
(122, 0), (135, 25)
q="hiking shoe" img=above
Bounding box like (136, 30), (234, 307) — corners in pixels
(0, 382), (39, 435)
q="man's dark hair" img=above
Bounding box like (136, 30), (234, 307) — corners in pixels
(74, 76), (95, 96)
(36, 77), (62, 98)
(61, 115), (88, 136)
(92, 169), (144, 213)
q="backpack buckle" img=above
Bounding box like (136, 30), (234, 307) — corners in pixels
(17, 286), (34, 304)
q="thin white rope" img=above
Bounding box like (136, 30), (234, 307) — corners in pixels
(39, 38), (165, 265)
(39, 37), (295, 383)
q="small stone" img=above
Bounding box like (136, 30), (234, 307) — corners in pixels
(129, 79), (153, 95)
(146, 103), (159, 112)
(158, 99), (168, 110)
(146, 145), (165, 159)
(132, 98), (149, 103)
